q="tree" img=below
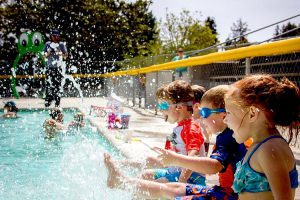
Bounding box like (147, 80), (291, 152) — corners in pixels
(159, 9), (217, 53)
(229, 18), (249, 44)
(0, 0), (159, 73)
(274, 25), (281, 37)
(205, 16), (218, 43)
(186, 23), (217, 51)
(274, 22), (300, 39)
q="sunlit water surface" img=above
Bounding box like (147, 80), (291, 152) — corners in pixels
(0, 109), (133, 200)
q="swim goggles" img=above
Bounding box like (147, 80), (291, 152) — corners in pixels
(199, 107), (226, 118)
(157, 102), (170, 110)
(157, 101), (193, 111)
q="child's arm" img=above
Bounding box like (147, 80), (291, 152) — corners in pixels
(55, 121), (67, 130)
(155, 147), (223, 174)
(45, 119), (67, 130)
(258, 142), (294, 200)
(178, 149), (198, 182)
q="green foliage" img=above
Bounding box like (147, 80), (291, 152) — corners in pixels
(274, 22), (300, 39)
(122, 9), (219, 68)
(0, 0), (159, 73)
(187, 24), (216, 51)
(159, 9), (218, 53)
(205, 16), (218, 43)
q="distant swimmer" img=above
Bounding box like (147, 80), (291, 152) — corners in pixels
(69, 112), (85, 128)
(43, 108), (66, 137)
(43, 109), (85, 137)
(2, 101), (18, 118)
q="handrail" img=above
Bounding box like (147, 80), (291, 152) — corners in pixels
(1, 37), (299, 80)
(101, 37), (300, 77)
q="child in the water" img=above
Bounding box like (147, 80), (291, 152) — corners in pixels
(3, 101), (18, 118)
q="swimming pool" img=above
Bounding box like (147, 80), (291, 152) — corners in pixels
(0, 109), (132, 200)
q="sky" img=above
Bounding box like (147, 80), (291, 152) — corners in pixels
(149, 0), (300, 43)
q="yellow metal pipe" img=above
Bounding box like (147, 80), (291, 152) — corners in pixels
(1, 37), (299, 80)
(105, 37), (300, 76)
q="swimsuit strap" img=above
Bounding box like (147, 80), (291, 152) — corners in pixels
(245, 135), (284, 163)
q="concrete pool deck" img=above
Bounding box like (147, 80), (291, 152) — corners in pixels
(2, 97), (300, 199)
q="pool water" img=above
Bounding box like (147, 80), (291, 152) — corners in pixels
(0, 109), (132, 200)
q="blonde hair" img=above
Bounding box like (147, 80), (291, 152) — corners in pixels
(201, 85), (229, 109)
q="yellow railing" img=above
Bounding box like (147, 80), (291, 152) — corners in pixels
(102, 37), (300, 77)
(1, 37), (299, 80)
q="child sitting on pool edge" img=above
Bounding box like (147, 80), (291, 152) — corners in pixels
(105, 80), (207, 185)
(3, 101), (18, 118)
(225, 74), (299, 199)
(103, 84), (247, 199)
(140, 80), (206, 185)
(191, 84), (211, 155)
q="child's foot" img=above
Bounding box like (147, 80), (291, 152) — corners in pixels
(104, 153), (124, 188)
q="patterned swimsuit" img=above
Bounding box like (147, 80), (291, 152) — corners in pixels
(233, 135), (299, 194)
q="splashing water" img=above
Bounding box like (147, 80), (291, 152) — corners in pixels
(0, 110), (133, 200)
(58, 58), (84, 105)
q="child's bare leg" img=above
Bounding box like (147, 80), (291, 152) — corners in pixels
(104, 153), (124, 188)
(103, 153), (187, 199)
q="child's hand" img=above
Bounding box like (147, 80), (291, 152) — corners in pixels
(153, 147), (177, 167)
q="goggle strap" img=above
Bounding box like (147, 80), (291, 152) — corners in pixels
(211, 108), (226, 113)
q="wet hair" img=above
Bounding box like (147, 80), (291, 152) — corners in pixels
(227, 74), (300, 143)
(49, 108), (63, 120)
(156, 80), (194, 112)
(191, 85), (206, 103)
(4, 101), (18, 112)
(156, 80), (194, 103)
(201, 85), (229, 109)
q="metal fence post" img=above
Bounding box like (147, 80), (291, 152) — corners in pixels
(138, 75), (142, 108)
(127, 75), (130, 102)
(154, 71), (158, 115)
(245, 58), (251, 75)
(143, 77), (147, 109)
(132, 75), (135, 107)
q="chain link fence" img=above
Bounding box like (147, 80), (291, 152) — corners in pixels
(104, 51), (300, 149)
(106, 52), (300, 108)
